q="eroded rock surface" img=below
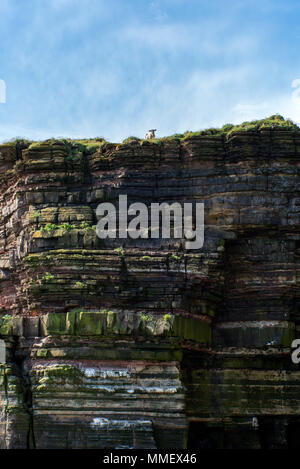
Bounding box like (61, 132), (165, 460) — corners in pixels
(0, 117), (300, 448)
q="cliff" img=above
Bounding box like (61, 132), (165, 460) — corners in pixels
(0, 115), (300, 449)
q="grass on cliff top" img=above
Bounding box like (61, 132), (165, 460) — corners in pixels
(2, 137), (34, 148)
(120, 115), (300, 145)
(225, 115), (299, 135)
(2, 115), (299, 153)
(5, 137), (110, 156)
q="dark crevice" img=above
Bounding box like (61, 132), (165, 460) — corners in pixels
(11, 337), (36, 449)
(81, 147), (92, 185)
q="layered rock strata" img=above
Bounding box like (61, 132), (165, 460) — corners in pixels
(0, 118), (300, 448)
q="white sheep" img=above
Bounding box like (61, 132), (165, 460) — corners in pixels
(145, 129), (157, 139)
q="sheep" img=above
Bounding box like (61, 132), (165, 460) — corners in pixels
(145, 129), (157, 139)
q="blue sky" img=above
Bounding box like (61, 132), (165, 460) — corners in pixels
(0, 0), (300, 142)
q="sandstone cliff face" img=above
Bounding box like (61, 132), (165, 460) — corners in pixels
(0, 117), (300, 448)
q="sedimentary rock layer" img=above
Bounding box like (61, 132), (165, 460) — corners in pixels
(0, 117), (300, 448)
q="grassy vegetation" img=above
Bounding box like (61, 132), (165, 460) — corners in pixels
(22, 137), (108, 157)
(3, 115), (299, 156)
(25, 254), (51, 267)
(170, 254), (181, 261)
(79, 221), (94, 230)
(163, 314), (172, 323)
(40, 223), (58, 233)
(32, 210), (41, 218)
(59, 223), (74, 231)
(226, 115), (298, 135)
(140, 313), (152, 323)
(114, 247), (125, 258)
(41, 272), (54, 283)
(74, 281), (86, 289)
(122, 136), (141, 144)
(122, 115), (300, 145)
(40, 222), (94, 233)
(2, 137), (33, 148)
